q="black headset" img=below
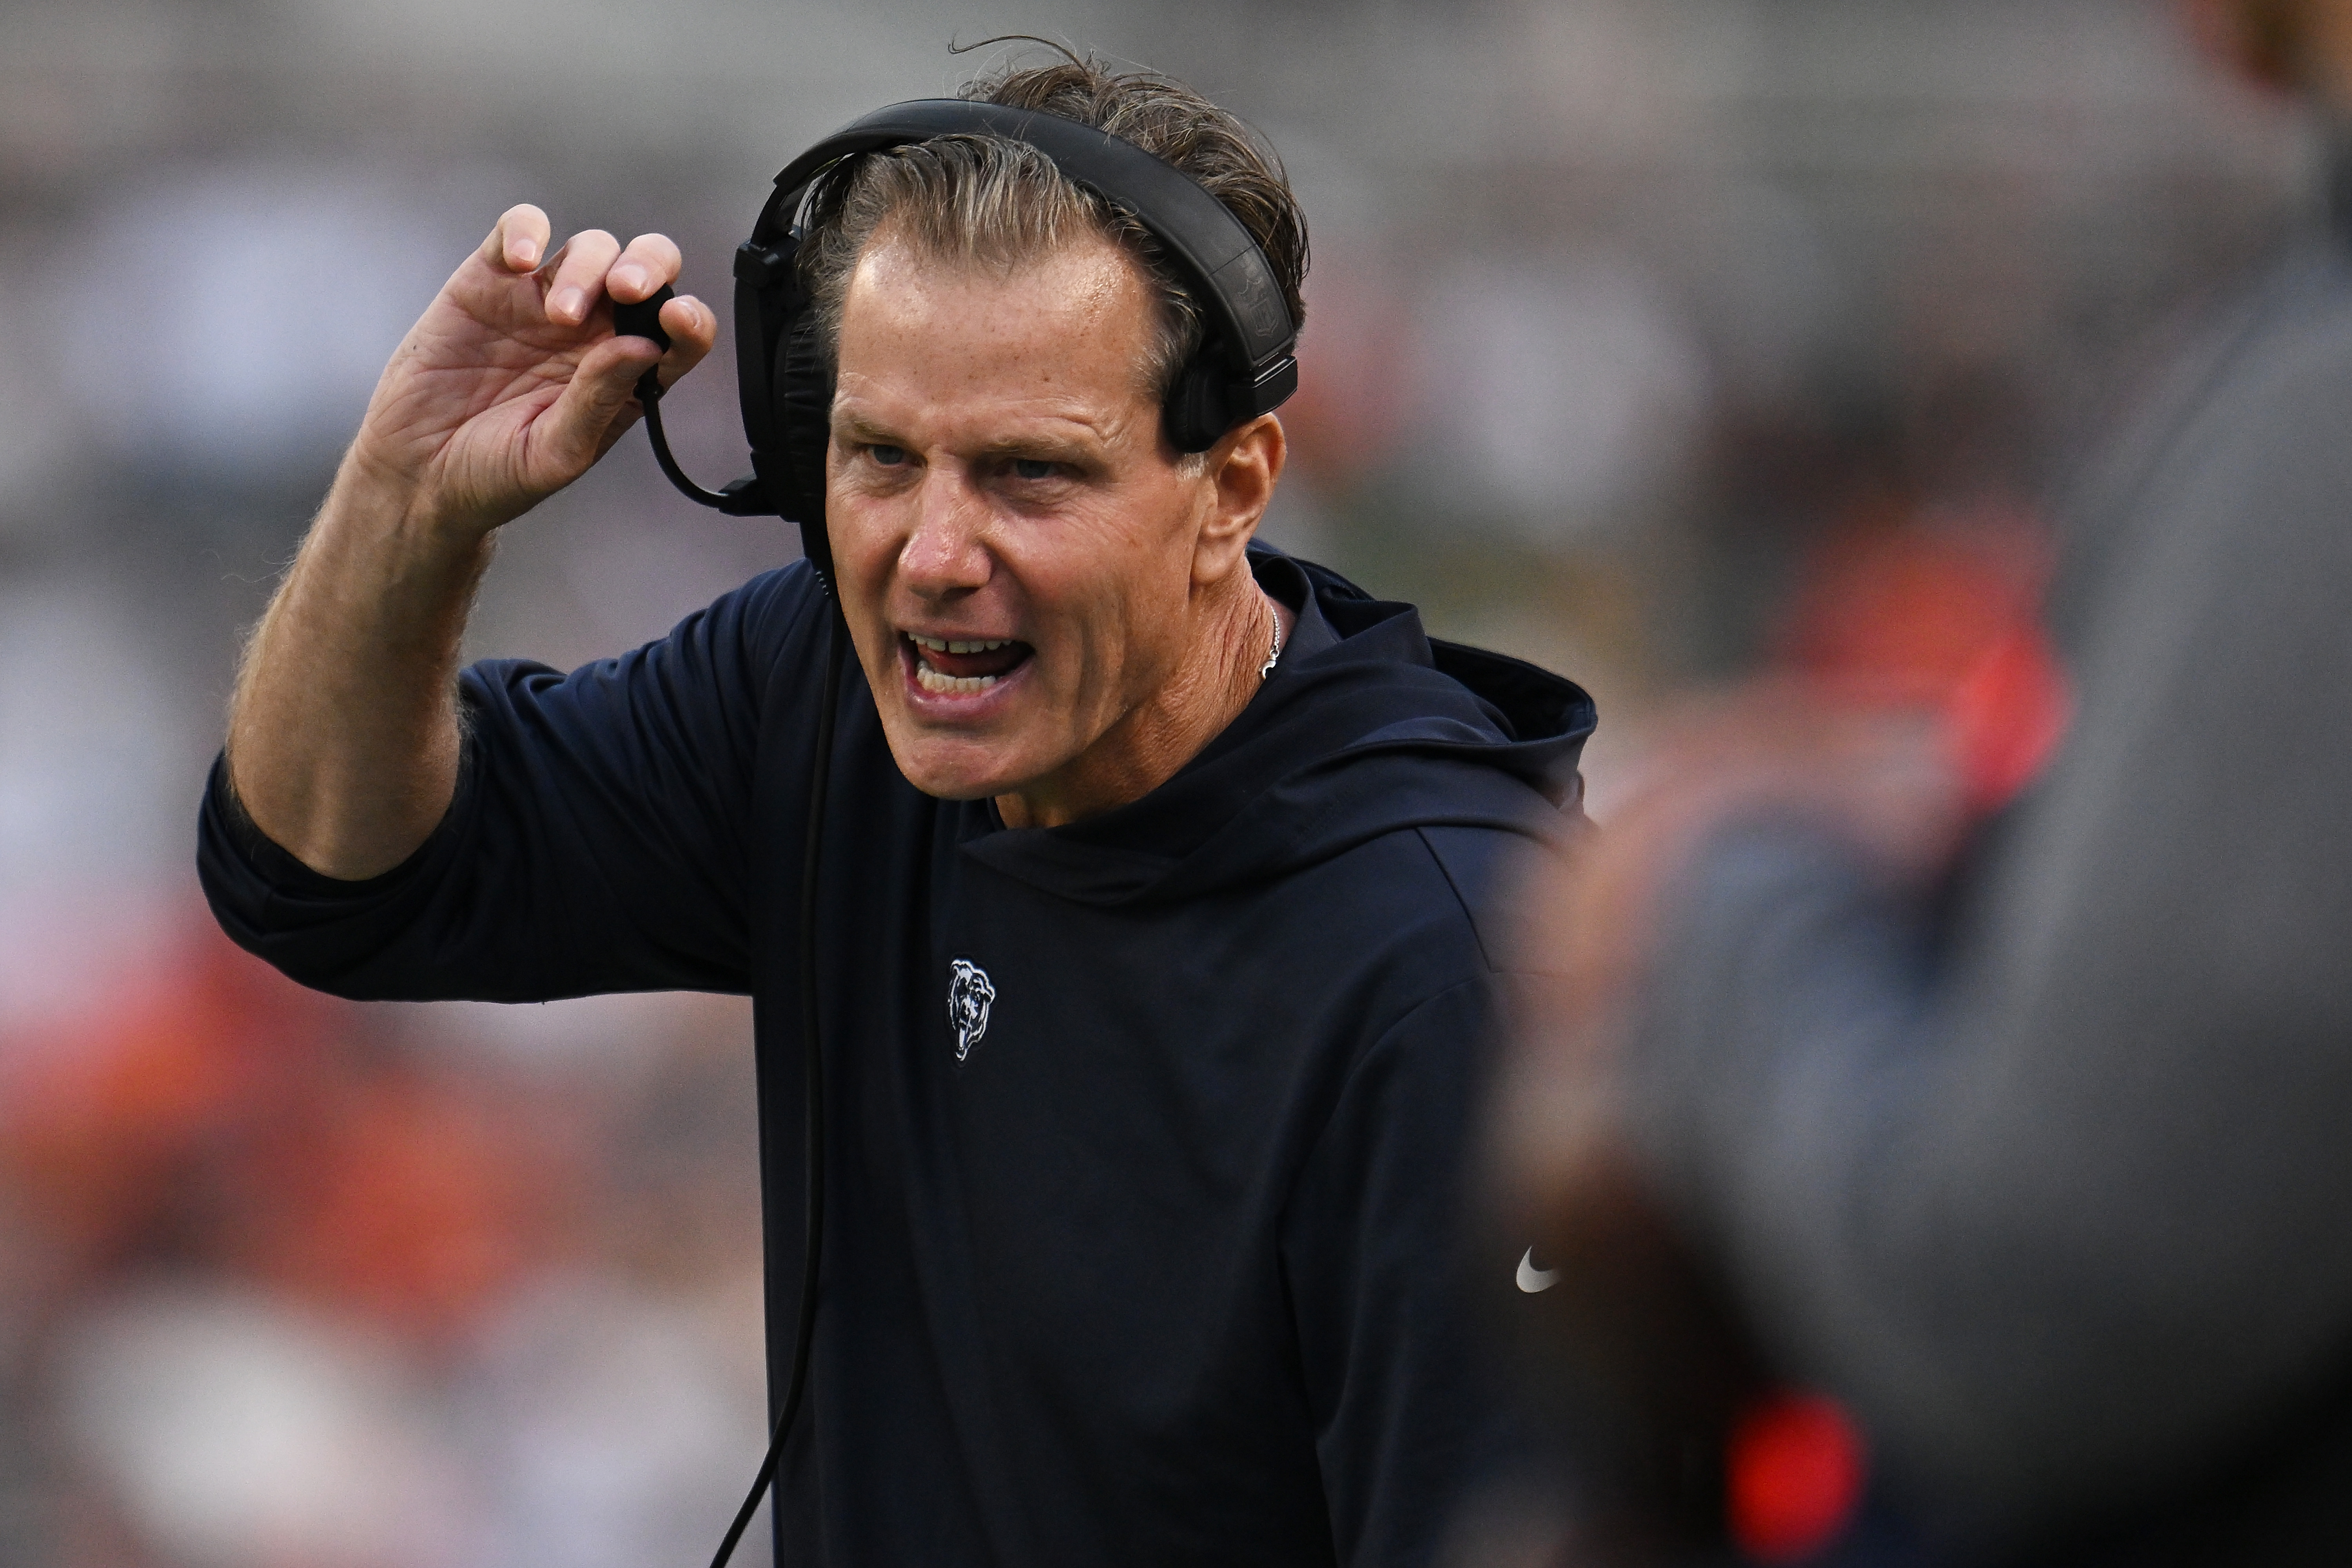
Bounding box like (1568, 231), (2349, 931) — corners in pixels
(629, 97), (1303, 595)
(622, 100), (1305, 1568)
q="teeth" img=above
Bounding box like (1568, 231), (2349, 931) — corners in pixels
(914, 660), (999, 696)
(909, 634), (1013, 654)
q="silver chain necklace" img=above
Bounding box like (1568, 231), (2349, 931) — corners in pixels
(1259, 600), (1284, 680)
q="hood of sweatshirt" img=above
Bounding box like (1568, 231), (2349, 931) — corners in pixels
(959, 547), (1596, 908)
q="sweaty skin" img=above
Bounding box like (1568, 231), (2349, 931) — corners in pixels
(228, 207), (1288, 875)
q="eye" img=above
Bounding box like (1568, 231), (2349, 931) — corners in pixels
(867, 444), (909, 467)
(1010, 458), (1058, 481)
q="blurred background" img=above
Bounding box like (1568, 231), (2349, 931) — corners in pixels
(0, 1), (2316, 1563)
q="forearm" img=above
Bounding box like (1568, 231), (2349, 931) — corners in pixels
(227, 452), (494, 879)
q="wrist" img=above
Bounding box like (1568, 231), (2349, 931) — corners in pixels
(331, 440), (502, 561)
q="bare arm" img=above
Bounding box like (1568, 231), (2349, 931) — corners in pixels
(227, 204), (717, 879)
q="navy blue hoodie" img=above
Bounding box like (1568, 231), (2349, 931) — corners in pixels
(198, 548), (1595, 1568)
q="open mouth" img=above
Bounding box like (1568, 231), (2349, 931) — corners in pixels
(902, 632), (1035, 696)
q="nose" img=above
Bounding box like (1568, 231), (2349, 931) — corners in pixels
(897, 466), (992, 602)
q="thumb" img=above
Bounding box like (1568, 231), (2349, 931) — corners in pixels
(528, 336), (663, 483)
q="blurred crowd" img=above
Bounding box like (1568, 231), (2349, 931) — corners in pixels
(3, 943), (771, 1568)
(0, 0), (2321, 1564)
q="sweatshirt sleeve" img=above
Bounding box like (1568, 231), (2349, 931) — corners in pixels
(1621, 318), (2352, 1543)
(1282, 978), (1522, 1568)
(198, 563), (827, 1002)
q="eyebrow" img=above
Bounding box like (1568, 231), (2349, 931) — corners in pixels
(833, 411), (904, 445)
(831, 410), (1108, 465)
(971, 433), (1101, 464)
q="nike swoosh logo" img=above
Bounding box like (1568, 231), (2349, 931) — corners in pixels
(1516, 1247), (1560, 1294)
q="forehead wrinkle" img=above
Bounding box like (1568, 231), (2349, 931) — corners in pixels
(834, 255), (1161, 459)
(844, 230), (1161, 399)
(849, 233), (1127, 331)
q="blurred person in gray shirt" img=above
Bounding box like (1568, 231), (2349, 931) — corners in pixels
(1492, 1), (2352, 1562)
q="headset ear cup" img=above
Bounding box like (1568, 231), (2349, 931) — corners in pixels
(1163, 358), (1227, 454)
(775, 312), (838, 593)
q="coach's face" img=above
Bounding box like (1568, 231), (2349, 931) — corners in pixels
(827, 228), (1283, 825)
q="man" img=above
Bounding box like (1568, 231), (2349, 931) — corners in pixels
(1495, 2), (2352, 1562)
(200, 56), (1595, 1568)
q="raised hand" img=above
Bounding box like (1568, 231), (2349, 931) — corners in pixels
(346, 203), (720, 536)
(228, 203), (720, 880)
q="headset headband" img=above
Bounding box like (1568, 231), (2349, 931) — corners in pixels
(639, 97), (1301, 590)
(753, 100), (1300, 384)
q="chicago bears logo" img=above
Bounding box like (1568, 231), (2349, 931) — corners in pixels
(947, 959), (996, 1063)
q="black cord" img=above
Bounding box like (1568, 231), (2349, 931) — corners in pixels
(708, 612), (847, 1568)
(637, 372), (740, 511)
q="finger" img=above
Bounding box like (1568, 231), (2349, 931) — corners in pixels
(648, 295), (720, 392)
(483, 203), (552, 274)
(605, 232), (684, 304)
(542, 229), (622, 327)
(531, 335), (665, 476)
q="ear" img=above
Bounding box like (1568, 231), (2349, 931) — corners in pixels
(1191, 414), (1287, 588)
